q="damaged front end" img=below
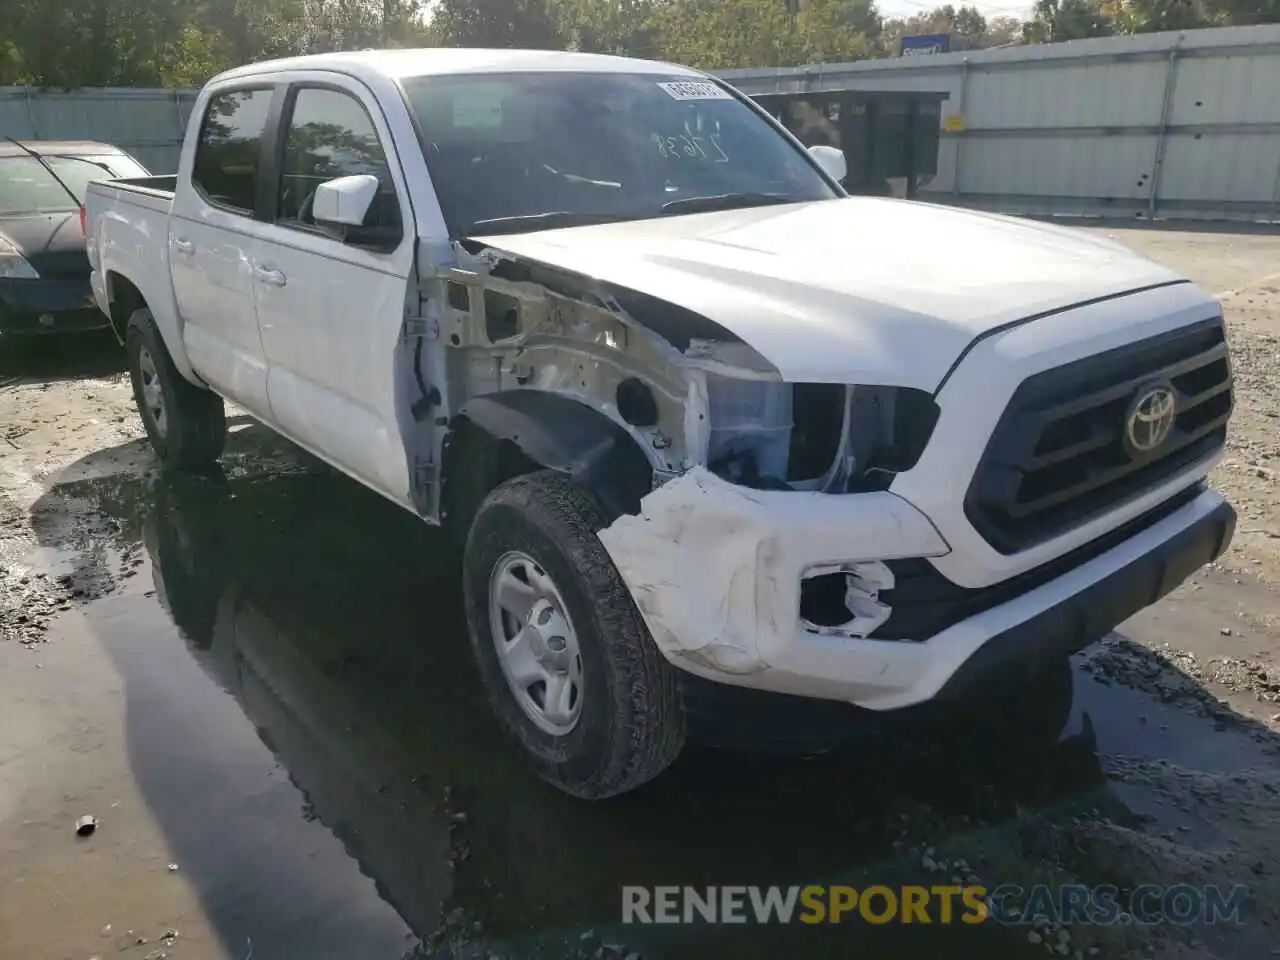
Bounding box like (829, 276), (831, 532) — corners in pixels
(417, 238), (950, 684)
(431, 238), (942, 491)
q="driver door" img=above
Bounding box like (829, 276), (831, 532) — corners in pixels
(252, 75), (416, 506)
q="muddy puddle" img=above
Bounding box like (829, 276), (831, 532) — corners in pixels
(4, 443), (1280, 960)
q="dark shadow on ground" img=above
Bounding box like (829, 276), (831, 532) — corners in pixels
(22, 437), (1280, 960)
(0, 328), (124, 386)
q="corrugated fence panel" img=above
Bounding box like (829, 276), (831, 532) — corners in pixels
(1161, 133), (1280, 206)
(963, 57), (1168, 130)
(0, 87), (197, 174)
(958, 135), (1157, 200)
(723, 23), (1280, 222)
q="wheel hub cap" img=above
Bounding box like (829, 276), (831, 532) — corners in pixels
(138, 347), (167, 438)
(488, 552), (584, 735)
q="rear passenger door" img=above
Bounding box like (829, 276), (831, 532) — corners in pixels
(252, 76), (416, 505)
(170, 85), (279, 419)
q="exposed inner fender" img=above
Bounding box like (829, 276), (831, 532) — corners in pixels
(457, 390), (655, 520)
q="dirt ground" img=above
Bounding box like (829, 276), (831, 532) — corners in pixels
(3, 221), (1280, 960)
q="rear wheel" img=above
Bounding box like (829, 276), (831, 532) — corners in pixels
(462, 470), (686, 799)
(126, 308), (225, 470)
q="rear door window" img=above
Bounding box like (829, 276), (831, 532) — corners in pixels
(191, 87), (274, 215)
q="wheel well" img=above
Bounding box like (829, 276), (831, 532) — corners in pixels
(439, 419), (539, 543)
(106, 273), (145, 341)
(440, 391), (656, 543)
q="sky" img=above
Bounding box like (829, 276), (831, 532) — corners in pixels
(876, 0), (1033, 18)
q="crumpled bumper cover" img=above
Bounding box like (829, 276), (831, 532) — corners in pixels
(597, 470), (1234, 710)
(596, 467), (949, 681)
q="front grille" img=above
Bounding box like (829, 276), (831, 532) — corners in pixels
(874, 482), (1205, 641)
(966, 318), (1232, 554)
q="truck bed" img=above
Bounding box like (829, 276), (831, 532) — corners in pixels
(84, 174), (181, 349)
(89, 175), (176, 212)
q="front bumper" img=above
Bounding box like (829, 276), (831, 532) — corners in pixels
(0, 277), (109, 335)
(932, 487), (1233, 702)
(598, 471), (1233, 711)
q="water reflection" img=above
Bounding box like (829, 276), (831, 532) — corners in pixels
(58, 464), (1117, 959)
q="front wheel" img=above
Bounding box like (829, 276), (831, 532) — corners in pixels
(462, 470), (686, 799)
(920, 656), (1076, 753)
(126, 308), (226, 470)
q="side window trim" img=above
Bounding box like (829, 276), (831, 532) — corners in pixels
(254, 86), (288, 221)
(190, 82), (285, 220)
(268, 79), (405, 248)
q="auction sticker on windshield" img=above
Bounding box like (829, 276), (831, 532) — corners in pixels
(658, 81), (732, 101)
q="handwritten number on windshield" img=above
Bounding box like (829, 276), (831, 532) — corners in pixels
(653, 132), (729, 163)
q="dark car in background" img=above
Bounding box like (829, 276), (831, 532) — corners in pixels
(0, 141), (149, 337)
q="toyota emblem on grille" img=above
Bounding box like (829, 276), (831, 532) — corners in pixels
(1124, 383), (1177, 456)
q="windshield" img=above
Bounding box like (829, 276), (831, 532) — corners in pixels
(402, 72), (839, 237)
(0, 153), (149, 215)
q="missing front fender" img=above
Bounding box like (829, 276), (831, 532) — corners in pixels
(448, 393), (655, 526)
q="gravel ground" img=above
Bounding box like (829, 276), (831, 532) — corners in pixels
(2, 222), (1280, 960)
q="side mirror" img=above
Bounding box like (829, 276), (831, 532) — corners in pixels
(808, 145), (847, 185)
(312, 174), (379, 227)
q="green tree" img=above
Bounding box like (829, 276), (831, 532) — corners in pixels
(984, 14), (1024, 45)
(1115, 0), (1217, 31)
(429, 0), (562, 48)
(796, 0), (882, 62)
(1, 0), (188, 86)
(157, 25), (226, 87)
(880, 4), (999, 53)
(1209, 0), (1280, 24)
(1023, 0), (1117, 41)
(557, 0), (661, 58)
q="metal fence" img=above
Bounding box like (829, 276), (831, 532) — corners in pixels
(4, 23), (1280, 221)
(0, 87), (197, 173)
(723, 23), (1280, 223)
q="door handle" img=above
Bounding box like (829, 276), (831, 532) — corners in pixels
(254, 265), (287, 288)
(173, 237), (194, 255)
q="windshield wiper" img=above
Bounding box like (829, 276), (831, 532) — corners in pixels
(467, 211), (629, 235)
(660, 192), (795, 216)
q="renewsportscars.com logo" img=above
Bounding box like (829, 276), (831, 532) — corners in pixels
(621, 884), (1249, 926)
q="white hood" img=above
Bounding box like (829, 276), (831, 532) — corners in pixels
(476, 197), (1186, 391)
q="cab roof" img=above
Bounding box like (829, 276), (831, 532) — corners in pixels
(211, 47), (704, 85)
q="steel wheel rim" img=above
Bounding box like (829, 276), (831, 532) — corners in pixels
(487, 550), (584, 735)
(138, 346), (167, 438)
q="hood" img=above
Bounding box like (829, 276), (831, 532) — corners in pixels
(0, 212), (89, 279)
(476, 198), (1186, 390)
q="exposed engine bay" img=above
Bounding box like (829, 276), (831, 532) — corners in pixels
(429, 239), (941, 504)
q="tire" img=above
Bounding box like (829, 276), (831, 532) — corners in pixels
(462, 470), (686, 799)
(935, 656), (1076, 752)
(126, 308), (226, 470)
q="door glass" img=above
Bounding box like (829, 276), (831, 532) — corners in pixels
(191, 88), (274, 214)
(277, 87), (401, 235)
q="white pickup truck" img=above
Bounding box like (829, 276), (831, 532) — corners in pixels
(86, 48), (1236, 799)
